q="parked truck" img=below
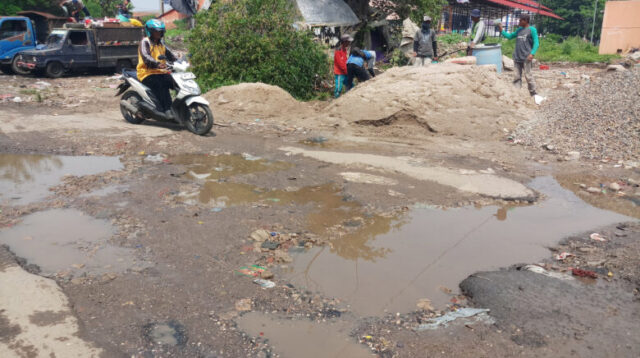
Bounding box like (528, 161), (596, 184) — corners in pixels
(17, 25), (143, 78)
(0, 16), (38, 74)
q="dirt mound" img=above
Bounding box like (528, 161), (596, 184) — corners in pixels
(515, 69), (640, 162)
(325, 64), (533, 140)
(204, 83), (314, 121)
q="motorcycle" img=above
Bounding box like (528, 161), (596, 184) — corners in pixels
(115, 57), (213, 135)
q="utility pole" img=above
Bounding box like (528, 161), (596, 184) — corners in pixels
(590, 0), (598, 44)
(160, 0), (165, 15)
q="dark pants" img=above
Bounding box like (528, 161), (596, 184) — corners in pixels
(346, 63), (370, 90)
(72, 7), (91, 21)
(142, 74), (173, 112)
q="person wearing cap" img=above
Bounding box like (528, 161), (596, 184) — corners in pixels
(498, 14), (539, 96)
(413, 15), (438, 66)
(467, 9), (486, 56)
(334, 34), (352, 98)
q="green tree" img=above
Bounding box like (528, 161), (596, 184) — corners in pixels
(0, 0), (58, 16)
(538, 0), (606, 41)
(188, 0), (329, 100)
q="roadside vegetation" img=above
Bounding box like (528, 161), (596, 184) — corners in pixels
(187, 0), (329, 100)
(487, 35), (618, 63)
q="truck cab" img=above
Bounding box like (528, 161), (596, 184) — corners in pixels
(0, 16), (37, 74)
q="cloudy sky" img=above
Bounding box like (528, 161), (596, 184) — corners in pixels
(131, 0), (166, 12)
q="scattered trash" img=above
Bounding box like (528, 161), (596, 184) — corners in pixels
(534, 95), (546, 105)
(415, 308), (492, 330)
(266, 198), (280, 203)
(188, 171), (212, 180)
(261, 240), (280, 250)
(416, 298), (434, 311)
(589, 233), (606, 242)
(571, 268), (597, 279)
(242, 153), (261, 161)
(274, 249), (293, 263)
(555, 252), (574, 261)
(253, 278), (276, 289)
(211, 207), (223, 213)
(144, 154), (167, 163)
(237, 265), (267, 277)
(250, 229), (271, 242)
(138, 151), (146, 156)
(12, 96), (23, 103)
(235, 298), (253, 311)
(523, 265), (574, 280)
(307, 136), (328, 143)
(260, 270), (274, 279)
(539, 65), (550, 70)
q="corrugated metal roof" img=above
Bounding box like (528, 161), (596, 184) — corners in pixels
(485, 0), (563, 19)
(295, 0), (360, 26)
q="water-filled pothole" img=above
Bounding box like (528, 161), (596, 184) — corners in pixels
(0, 153), (122, 205)
(281, 177), (632, 316)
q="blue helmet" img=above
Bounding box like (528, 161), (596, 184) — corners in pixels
(145, 19), (166, 37)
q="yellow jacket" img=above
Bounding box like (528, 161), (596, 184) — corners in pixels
(136, 37), (176, 82)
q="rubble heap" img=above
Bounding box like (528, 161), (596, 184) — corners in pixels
(515, 69), (640, 162)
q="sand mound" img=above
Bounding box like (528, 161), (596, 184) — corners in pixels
(204, 83), (313, 121)
(325, 64), (533, 139)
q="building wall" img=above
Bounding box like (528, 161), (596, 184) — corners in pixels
(599, 0), (640, 54)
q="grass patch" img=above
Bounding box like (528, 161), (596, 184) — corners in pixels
(484, 36), (618, 63)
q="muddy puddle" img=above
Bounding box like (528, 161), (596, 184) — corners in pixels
(236, 312), (371, 358)
(0, 153), (122, 205)
(281, 176), (632, 316)
(171, 153), (292, 181)
(0, 209), (147, 277)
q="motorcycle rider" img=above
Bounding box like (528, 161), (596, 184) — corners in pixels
(137, 19), (177, 119)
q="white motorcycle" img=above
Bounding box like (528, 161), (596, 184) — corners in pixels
(116, 57), (213, 135)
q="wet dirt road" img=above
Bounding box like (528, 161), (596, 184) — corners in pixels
(1, 72), (639, 358)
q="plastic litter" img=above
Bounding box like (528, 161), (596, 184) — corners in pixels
(589, 233), (606, 242)
(211, 207), (223, 213)
(539, 65), (550, 70)
(261, 240), (280, 250)
(415, 308), (492, 331)
(571, 268), (597, 279)
(253, 278), (276, 289)
(144, 154), (167, 163)
(534, 95), (546, 105)
(12, 97), (23, 103)
(555, 252), (574, 261)
(523, 265), (574, 280)
(237, 265), (267, 277)
(189, 171), (212, 180)
(242, 153), (261, 161)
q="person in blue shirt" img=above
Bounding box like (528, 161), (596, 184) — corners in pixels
(498, 14), (539, 96)
(345, 47), (372, 91)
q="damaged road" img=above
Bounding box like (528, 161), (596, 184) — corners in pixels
(0, 67), (639, 358)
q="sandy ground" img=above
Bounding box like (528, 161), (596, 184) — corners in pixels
(0, 64), (638, 358)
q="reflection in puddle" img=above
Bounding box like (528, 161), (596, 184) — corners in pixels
(0, 153), (122, 205)
(283, 177), (632, 316)
(172, 153), (292, 181)
(0, 209), (146, 276)
(237, 312), (371, 358)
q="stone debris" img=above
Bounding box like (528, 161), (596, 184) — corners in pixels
(514, 69), (640, 162)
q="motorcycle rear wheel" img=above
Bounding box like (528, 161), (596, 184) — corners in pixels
(120, 91), (145, 124)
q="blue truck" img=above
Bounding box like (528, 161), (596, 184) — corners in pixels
(0, 11), (68, 74)
(16, 25), (143, 78)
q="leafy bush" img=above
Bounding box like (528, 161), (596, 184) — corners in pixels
(188, 0), (329, 100)
(485, 36), (617, 63)
(438, 33), (466, 45)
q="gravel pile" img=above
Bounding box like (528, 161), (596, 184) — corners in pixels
(515, 69), (640, 162)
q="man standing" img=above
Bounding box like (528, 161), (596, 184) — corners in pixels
(117, 0), (134, 18)
(467, 9), (486, 55)
(333, 34), (351, 98)
(498, 14), (539, 96)
(413, 15), (438, 66)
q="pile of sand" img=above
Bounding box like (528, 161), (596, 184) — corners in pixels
(204, 83), (314, 122)
(322, 64), (533, 140)
(204, 65), (533, 139)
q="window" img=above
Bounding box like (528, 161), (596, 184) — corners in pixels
(0, 20), (27, 41)
(68, 31), (88, 46)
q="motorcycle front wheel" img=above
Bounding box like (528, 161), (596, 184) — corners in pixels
(184, 103), (214, 136)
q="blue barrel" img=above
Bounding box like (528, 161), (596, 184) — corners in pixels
(472, 44), (503, 73)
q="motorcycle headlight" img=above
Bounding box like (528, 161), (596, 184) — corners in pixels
(182, 79), (200, 94)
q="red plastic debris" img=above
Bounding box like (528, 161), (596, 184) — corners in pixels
(539, 65), (550, 70)
(571, 268), (597, 279)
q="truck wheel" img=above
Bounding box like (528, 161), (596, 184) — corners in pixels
(120, 91), (145, 124)
(184, 103), (214, 136)
(11, 56), (29, 76)
(115, 60), (132, 74)
(45, 61), (64, 78)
